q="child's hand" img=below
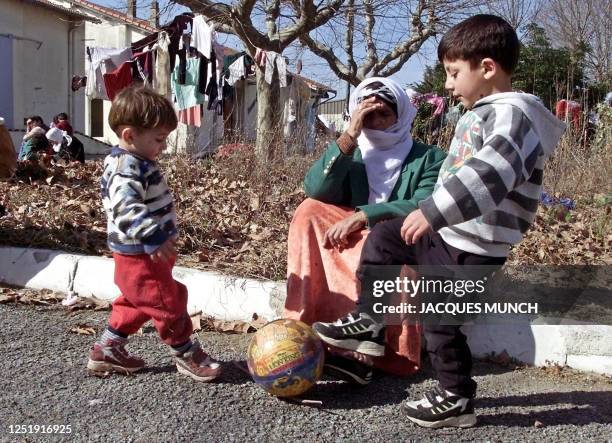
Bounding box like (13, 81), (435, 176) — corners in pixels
(150, 238), (177, 263)
(400, 209), (432, 245)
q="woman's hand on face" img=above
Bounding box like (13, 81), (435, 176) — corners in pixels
(346, 97), (384, 140)
(323, 211), (367, 249)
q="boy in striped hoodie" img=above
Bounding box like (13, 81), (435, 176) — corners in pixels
(87, 86), (221, 382)
(313, 15), (565, 428)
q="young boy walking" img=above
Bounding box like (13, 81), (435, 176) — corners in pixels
(87, 86), (221, 382)
(313, 15), (565, 428)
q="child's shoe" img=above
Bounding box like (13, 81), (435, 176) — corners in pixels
(174, 340), (222, 382)
(401, 386), (477, 428)
(87, 338), (145, 374)
(313, 312), (386, 356)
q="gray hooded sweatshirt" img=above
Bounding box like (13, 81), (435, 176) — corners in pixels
(419, 92), (566, 257)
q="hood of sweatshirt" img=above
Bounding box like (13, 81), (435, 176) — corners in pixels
(475, 92), (566, 157)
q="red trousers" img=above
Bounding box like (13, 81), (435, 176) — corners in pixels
(109, 253), (192, 346)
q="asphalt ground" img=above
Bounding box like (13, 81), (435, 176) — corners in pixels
(0, 300), (610, 442)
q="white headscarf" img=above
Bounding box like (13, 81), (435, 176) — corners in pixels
(46, 127), (71, 153)
(348, 77), (417, 204)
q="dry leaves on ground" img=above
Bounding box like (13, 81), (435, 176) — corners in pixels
(1, 150), (610, 282)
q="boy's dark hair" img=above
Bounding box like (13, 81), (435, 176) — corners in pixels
(109, 85), (178, 133)
(438, 14), (520, 74)
(56, 112), (69, 121)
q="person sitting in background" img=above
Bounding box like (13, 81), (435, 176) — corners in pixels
(19, 116), (51, 162)
(53, 112), (74, 136)
(18, 116), (48, 160)
(46, 127), (85, 164)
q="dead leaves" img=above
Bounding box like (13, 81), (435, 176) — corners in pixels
(0, 287), (63, 305)
(70, 324), (97, 335)
(1, 154), (609, 280)
(509, 205), (611, 266)
(193, 313), (268, 334)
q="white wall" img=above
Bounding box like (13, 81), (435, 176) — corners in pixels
(0, 0), (85, 130)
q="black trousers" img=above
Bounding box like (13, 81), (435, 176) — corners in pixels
(356, 217), (505, 398)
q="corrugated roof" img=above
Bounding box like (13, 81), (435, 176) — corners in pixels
(293, 73), (335, 93)
(71, 0), (157, 33)
(26, 0), (101, 22)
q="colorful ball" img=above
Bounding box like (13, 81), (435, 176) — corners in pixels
(247, 319), (324, 397)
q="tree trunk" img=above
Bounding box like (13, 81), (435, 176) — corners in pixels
(255, 66), (282, 162)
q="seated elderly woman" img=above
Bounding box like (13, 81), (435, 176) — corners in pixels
(284, 77), (446, 384)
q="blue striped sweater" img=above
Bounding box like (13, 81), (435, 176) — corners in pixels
(101, 147), (177, 255)
(419, 93), (566, 257)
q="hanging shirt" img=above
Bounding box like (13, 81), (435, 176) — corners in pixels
(191, 15), (214, 58)
(177, 105), (202, 127)
(133, 50), (154, 86)
(226, 55), (247, 86)
(132, 14), (192, 72)
(154, 31), (171, 99)
(171, 56), (206, 110)
(265, 51), (287, 87)
(103, 61), (134, 101)
(86, 47), (133, 99)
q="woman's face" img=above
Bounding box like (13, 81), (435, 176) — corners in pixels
(362, 97), (397, 131)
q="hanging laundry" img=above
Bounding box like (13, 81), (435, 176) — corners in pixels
(133, 50), (154, 86)
(86, 47), (133, 99)
(226, 55), (247, 86)
(132, 13), (193, 72)
(264, 51), (287, 87)
(103, 61), (134, 101)
(254, 48), (267, 67)
(177, 104), (202, 127)
(154, 31), (171, 99)
(191, 15), (215, 59)
(171, 56), (206, 110)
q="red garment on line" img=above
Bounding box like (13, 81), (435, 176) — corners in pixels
(103, 61), (134, 101)
(108, 253), (192, 346)
(177, 105), (202, 127)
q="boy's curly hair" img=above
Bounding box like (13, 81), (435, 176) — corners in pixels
(109, 85), (177, 133)
(438, 14), (520, 74)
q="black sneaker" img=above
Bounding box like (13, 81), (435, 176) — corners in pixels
(324, 354), (373, 385)
(401, 386), (477, 428)
(312, 312), (385, 357)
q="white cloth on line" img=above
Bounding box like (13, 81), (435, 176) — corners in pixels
(191, 15), (214, 57)
(154, 31), (171, 99)
(85, 47), (133, 100)
(264, 51), (287, 87)
(226, 55), (247, 86)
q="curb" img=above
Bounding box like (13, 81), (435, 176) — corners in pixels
(0, 246), (284, 322)
(1, 246), (611, 376)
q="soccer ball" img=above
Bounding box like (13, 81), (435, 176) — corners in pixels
(247, 319), (324, 397)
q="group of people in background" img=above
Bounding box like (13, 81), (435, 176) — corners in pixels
(17, 113), (85, 164)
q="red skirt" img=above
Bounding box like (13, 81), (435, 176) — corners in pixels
(284, 198), (421, 376)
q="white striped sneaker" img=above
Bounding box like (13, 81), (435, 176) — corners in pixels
(312, 312), (385, 357)
(401, 386), (477, 428)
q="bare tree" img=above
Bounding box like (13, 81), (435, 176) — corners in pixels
(297, 0), (482, 87)
(541, 0), (611, 85)
(482, 0), (543, 31)
(172, 0), (345, 160)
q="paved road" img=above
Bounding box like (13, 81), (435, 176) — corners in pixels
(1, 301), (610, 442)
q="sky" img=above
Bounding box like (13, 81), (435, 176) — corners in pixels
(95, 0), (436, 98)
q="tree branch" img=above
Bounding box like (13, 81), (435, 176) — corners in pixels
(299, 33), (354, 82)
